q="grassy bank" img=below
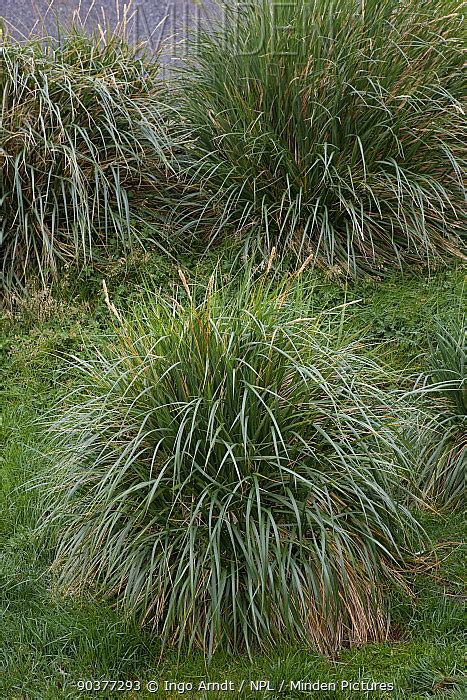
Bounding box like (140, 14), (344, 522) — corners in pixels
(1, 259), (465, 699)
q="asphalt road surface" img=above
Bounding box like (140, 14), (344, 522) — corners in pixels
(1, 1), (217, 62)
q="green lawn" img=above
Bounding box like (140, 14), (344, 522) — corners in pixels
(1, 258), (465, 699)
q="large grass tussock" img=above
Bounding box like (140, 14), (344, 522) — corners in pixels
(414, 317), (466, 512)
(44, 276), (421, 656)
(0, 25), (175, 288)
(176, 0), (466, 273)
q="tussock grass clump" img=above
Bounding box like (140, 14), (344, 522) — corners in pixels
(0, 25), (175, 288)
(44, 275), (421, 656)
(176, 0), (466, 273)
(415, 317), (466, 511)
